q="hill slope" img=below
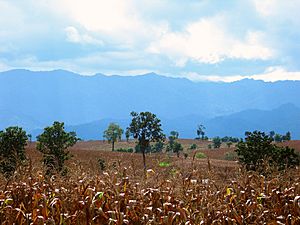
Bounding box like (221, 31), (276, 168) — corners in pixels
(1, 69), (300, 138)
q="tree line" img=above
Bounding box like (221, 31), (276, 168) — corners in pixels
(0, 111), (299, 178)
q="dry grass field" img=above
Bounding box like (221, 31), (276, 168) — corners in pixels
(0, 140), (299, 224)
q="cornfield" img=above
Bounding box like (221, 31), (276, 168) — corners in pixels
(0, 146), (299, 224)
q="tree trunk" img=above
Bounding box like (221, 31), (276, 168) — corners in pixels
(142, 149), (146, 171)
(112, 141), (115, 151)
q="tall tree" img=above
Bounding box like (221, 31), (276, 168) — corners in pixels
(196, 124), (206, 140)
(103, 123), (123, 151)
(127, 111), (165, 170)
(36, 121), (79, 175)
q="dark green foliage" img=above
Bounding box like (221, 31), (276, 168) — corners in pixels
(36, 121), (79, 176)
(235, 131), (299, 172)
(221, 136), (239, 143)
(190, 143), (197, 150)
(212, 137), (222, 148)
(151, 141), (164, 153)
(127, 111), (165, 169)
(166, 131), (183, 157)
(115, 148), (134, 153)
(274, 133), (283, 142)
(125, 129), (130, 142)
(196, 124), (205, 140)
(272, 131), (291, 142)
(0, 127), (28, 178)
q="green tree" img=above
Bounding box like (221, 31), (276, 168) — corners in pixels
(196, 124), (206, 140)
(274, 133), (283, 142)
(226, 142), (233, 148)
(125, 129), (130, 142)
(127, 111), (165, 170)
(0, 127), (28, 178)
(103, 123), (123, 151)
(151, 141), (164, 153)
(235, 131), (299, 172)
(36, 121), (79, 175)
(212, 136), (222, 148)
(283, 131), (291, 141)
(166, 131), (183, 157)
(269, 131), (275, 141)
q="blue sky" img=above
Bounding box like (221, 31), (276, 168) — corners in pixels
(0, 0), (300, 82)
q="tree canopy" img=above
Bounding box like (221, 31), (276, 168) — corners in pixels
(36, 121), (79, 175)
(103, 123), (123, 151)
(127, 111), (165, 169)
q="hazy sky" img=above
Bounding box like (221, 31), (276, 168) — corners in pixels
(1, 0), (300, 82)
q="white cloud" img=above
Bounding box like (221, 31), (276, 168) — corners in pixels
(148, 16), (273, 65)
(253, 0), (300, 25)
(185, 67), (300, 82)
(65, 26), (103, 46)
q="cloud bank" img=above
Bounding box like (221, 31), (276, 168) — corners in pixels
(0, 0), (299, 82)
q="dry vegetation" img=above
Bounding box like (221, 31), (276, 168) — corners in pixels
(0, 140), (299, 224)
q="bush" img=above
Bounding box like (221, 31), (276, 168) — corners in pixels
(190, 144), (197, 150)
(36, 121), (80, 176)
(212, 137), (221, 148)
(235, 131), (299, 172)
(151, 141), (164, 153)
(195, 152), (207, 159)
(159, 161), (171, 167)
(115, 148), (134, 153)
(0, 127), (28, 178)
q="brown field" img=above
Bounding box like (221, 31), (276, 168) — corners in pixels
(0, 139), (299, 224)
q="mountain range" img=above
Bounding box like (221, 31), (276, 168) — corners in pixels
(1, 69), (300, 139)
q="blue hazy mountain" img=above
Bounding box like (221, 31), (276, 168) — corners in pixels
(1, 69), (300, 139)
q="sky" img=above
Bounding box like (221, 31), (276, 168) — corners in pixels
(0, 0), (300, 82)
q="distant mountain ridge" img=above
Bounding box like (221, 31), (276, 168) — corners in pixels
(1, 69), (300, 139)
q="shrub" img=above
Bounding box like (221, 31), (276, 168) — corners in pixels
(190, 144), (197, 150)
(159, 161), (171, 167)
(195, 152), (207, 159)
(115, 148), (134, 153)
(0, 127), (28, 178)
(212, 137), (221, 148)
(151, 141), (164, 153)
(235, 131), (299, 172)
(36, 121), (80, 176)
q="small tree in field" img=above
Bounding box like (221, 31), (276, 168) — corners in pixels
(36, 121), (79, 175)
(196, 124), (206, 140)
(236, 130), (299, 172)
(0, 127), (28, 178)
(166, 131), (183, 157)
(125, 129), (130, 142)
(212, 136), (221, 149)
(103, 123), (123, 151)
(127, 111), (165, 170)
